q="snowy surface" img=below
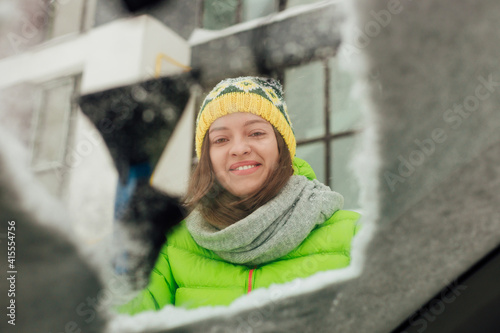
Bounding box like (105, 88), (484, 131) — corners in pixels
(0, 122), (107, 333)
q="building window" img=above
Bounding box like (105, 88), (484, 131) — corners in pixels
(296, 141), (326, 182)
(283, 57), (362, 209)
(241, 0), (278, 22)
(203, 0), (239, 30)
(284, 61), (325, 140)
(330, 135), (360, 210)
(329, 57), (361, 134)
(31, 76), (80, 198)
(286, 0), (323, 9)
(202, 0), (279, 30)
(45, 0), (90, 40)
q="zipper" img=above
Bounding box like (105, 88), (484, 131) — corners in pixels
(247, 266), (257, 294)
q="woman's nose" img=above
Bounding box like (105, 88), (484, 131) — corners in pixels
(230, 138), (251, 156)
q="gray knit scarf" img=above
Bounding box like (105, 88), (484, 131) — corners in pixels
(185, 175), (344, 266)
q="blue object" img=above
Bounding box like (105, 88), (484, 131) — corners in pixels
(113, 162), (153, 274)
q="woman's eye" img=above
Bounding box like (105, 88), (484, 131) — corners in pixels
(250, 132), (265, 137)
(213, 138), (227, 144)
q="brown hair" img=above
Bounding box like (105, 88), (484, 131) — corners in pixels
(183, 127), (293, 229)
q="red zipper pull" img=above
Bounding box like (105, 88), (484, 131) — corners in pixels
(247, 266), (257, 294)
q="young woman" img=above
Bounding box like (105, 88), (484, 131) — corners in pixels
(119, 76), (360, 314)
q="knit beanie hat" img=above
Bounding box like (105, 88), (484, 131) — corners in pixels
(195, 76), (296, 159)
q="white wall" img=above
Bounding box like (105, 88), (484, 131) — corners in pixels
(151, 94), (196, 197)
(0, 15), (191, 93)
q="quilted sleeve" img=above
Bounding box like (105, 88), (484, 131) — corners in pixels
(116, 245), (177, 315)
(292, 157), (317, 180)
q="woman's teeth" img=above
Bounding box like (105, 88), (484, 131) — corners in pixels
(234, 165), (257, 171)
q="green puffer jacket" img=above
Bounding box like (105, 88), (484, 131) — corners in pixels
(119, 158), (360, 314)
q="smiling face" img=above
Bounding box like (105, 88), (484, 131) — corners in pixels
(208, 112), (280, 197)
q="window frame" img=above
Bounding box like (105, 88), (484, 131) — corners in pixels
(280, 58), (359, 191)
(30, 75), (81, 197)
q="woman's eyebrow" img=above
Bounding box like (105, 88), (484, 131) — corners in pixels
(209, 119), (267, 133)
(209, 126), (229, 133)
(244, 119), (268, 126)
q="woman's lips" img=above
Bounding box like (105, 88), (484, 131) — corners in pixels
(229, 164), (261, 176)
(229, 160), (260, 170)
